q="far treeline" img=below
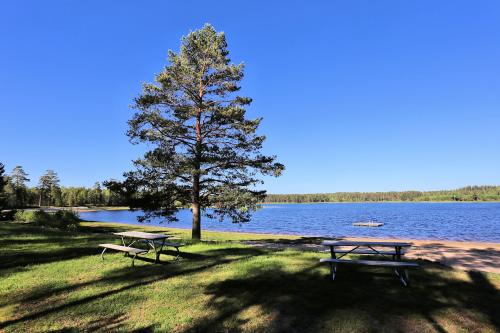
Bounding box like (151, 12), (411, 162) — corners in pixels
(2, 164), (499, 210)
(0, 164), (126, 209)
(264, 186), (500, 203)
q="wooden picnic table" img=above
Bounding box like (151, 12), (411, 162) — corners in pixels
(114, 231), (170, 263)
(320, 240), (418, 286)
(322, 240), (412, 261)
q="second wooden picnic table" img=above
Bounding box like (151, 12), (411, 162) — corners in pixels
(323, 240), (412, 261)
(320, 240), (418, 286)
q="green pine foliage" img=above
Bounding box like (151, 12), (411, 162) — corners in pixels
(0, 162), (6, 210)
(107, 24), (284, 239)
(9, 166), (30, 207)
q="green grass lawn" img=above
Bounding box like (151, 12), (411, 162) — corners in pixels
(1, 221), (499, 332)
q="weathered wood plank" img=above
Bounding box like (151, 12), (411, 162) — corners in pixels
(164, 242), (184, 248)
(113, 231), (169, 240)
(99, 243), (148, 254)
(330, 249), (405, 256)
(319, 258), (419, 267)
(322, 241), (412, 247)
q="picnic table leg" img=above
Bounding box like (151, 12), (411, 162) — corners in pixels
(144, 240), (154, 254)
(155, 239), (166, 263)
(144, 240), (158, 261)
(397, 268), (410, 286)
(329, 246), (337, 281)
(121, 237), (129, 257)
(101, 248), (107, 260)
(330, 263), (337, 281)
(393, 246), (411, 286)
(393, 246), (401, 277)
(395, 246), (402, 261)
(330, 246), (337, 259)
(174, 246), (180, 260)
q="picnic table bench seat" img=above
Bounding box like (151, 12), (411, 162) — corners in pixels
(153, 239), (183, 247)
(99, 243), (148, 266)
(323, 249), (405, 256)
(164, 241), (184, 249)
(319, 258), (419, 267)
(320, 258), (419, 286)
(153, 240), (185, 259)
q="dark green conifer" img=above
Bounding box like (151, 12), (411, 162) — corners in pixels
(107, 24), (283, 239)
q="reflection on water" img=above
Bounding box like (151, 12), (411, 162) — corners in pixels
(80, 202), (500, 242)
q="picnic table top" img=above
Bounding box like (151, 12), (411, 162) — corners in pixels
(113, 231), (169, 240)
(322, 240), (412, 247)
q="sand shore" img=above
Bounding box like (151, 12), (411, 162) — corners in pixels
(245, 235), (500, 273)
(337, 237), (500, 273)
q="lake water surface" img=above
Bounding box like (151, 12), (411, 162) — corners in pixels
(80, 202), (500, 242)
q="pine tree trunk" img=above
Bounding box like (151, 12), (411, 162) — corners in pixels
(191, 171), (201, 240)
(191, 201), (201, 240)
(192, 109), (202, 240)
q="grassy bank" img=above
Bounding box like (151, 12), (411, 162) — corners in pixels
(1, 221), (499, 332)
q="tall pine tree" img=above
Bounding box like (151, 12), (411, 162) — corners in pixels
(10, 166), (30, 207)
(38, 170), (60, 206)
(107, 24), (283, 239)
(0, 163), (6, 210)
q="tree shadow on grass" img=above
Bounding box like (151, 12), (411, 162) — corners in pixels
(405, 242), (500, 273)
(1, 246), (105, 270)
(184, 261), (500, 333)
(467, 271), (500, 328)
(2, 247), (499, 332)
(0, 246), (271, 331)
(0, 221), (192, 271)
(45, 316), (157, 333)
(0, 222), (116, 270)
(2, 221), (499, 332)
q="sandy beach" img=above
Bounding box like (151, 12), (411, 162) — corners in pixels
(340, 237), (500, 273)
(245, 235), (500, 273)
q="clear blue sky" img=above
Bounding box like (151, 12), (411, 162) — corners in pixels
(1, 1), (499, 193)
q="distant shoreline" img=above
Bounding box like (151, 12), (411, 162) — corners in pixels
(264, 186), (500, 203)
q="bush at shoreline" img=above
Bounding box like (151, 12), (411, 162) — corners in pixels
(14, 209), (80, 230)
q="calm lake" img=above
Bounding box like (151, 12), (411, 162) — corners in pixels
(80, 202), (500, 242)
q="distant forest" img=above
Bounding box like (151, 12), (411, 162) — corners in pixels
(263, 186), (500, 203)
(0, 165), (126, 209)
(2, 164), (499, 208)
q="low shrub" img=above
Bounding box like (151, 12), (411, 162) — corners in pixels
(14, 209), (80, 230)
(52, 210), (80, 230)
(14, 210), (39, 223)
